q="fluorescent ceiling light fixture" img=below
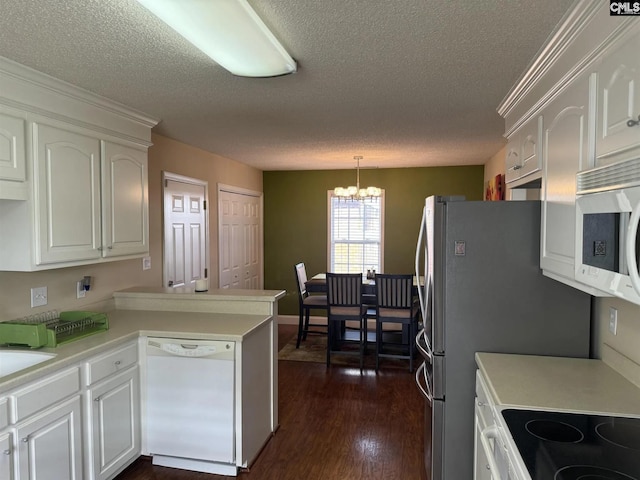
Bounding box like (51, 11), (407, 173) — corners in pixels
(136, 0), (297, 78)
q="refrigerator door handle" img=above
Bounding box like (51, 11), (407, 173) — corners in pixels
(415, 205), (428, 321)
(415, 328), (432, 360)
(415, 361), (433, 406)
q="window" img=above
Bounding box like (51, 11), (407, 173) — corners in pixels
(328, 192), (384, 273)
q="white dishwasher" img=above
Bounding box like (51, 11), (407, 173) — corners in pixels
(145, 337), (236, 475)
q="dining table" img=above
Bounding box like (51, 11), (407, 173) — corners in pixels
(304, 273), (422, 295)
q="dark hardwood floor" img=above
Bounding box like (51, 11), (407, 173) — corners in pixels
(116, 324), (428, 480)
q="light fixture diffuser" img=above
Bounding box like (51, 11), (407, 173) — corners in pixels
(136, 0), (297, 78)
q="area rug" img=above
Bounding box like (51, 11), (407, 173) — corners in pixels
(278, 332), (412, 370)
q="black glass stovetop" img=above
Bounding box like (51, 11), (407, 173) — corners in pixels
(502, 409), (640, 480)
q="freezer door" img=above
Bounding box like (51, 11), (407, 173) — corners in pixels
(430, 399), (445, 480)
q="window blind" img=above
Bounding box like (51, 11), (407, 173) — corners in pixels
(329, 195), (383, 273)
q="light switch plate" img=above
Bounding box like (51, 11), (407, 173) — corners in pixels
(609, 307), (618, 335)
(77, 281), (86, 299)
(31, 286), (47, 308)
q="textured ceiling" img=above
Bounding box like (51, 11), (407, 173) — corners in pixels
(0, 0), (574, 171)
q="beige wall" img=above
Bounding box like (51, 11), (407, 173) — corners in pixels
(483, 145), (506, 189)
(592, 297), (640, 369)
(0, 133), (262, 321)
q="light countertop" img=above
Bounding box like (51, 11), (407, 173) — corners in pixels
(0, 309), (272, 393)
(476, 352), (640, 416)
(113, 286), (286, 302)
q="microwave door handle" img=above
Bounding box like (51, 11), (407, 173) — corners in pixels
(626, 204), (640, 295)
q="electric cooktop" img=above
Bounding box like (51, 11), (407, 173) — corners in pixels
(502, 409), (640, 480)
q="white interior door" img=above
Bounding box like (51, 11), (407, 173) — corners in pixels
(218, 185), (262, 289)
(163, 173), (208, 289)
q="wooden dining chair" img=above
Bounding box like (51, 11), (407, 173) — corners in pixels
(326, 273), (368, 369)
(374, 274), (420, 372)
(294, 262), (328, 348)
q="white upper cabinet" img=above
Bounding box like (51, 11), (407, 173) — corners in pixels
(0, 56), (157, 271)
(0, 106), (27, 200)
(505, 115), (542, 185)
(101, 141), (149, 258)
(498, 0), (639, 294)
(540, 73), (594, 282)
(35, 124), (102, 265)
(595, 23), (640, 167)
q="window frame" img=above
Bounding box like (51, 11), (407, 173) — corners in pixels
(326, 190), (385, 274)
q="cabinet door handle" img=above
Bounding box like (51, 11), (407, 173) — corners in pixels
(3, 449), (10, 455)
(107, 246), (113, 250)
(114, 360), (121, 365)
(21, 437), (28, 443)
(627, 115), (640, 127)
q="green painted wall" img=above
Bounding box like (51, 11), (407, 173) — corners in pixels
(264, 166), (484, 315)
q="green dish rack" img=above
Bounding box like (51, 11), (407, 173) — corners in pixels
(0, 311), (109, 348)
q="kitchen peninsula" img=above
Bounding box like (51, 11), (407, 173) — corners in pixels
(0, 287), (285, 479)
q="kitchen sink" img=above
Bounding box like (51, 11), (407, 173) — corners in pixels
(0, 350), (57, 378)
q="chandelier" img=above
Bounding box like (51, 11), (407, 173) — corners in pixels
(333, 156), (382, 200)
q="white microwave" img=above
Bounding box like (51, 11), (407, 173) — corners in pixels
(575, 159), (640, 305)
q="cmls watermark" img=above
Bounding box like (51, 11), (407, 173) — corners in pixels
(610, 1), (640, 14)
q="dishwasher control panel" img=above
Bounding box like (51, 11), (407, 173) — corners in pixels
(147, 338), (235, 360)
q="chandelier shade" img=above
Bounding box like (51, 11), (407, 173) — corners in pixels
(334, 156), (382, 200)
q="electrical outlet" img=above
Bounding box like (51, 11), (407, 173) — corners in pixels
(30, 286), (48, 307)
(142, 256), (151, 270)
(77, 281), (86, 299)
(609, 307), (618, 335)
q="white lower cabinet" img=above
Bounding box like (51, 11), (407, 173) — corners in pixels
(85, 340), (140, 480)
(15, 395), (83, 480)
(1, 430), (13, 480)
(0, 342), (142, 480)
(86, 366), (140, 480)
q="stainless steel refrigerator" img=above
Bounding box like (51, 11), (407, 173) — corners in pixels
(414, 196), (591, 480)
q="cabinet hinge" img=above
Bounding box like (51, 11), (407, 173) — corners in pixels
(203, 200), (207, 210)
(204, 268), (208, 278)
(164, 179), (168, 188)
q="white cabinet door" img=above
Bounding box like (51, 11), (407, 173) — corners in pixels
(595, 25), (640, 167)
(505, 116), (542, 185)
(504, 134), (521, 184)
(88, 366), (140, 480)
(541, 73), (594, 281)
(0, 108), (25, 182)
(15, 395), (83, 480)
(34, 123), (101, 265)
(101, 142), (149, 258)
(0, 430), (14, 480)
